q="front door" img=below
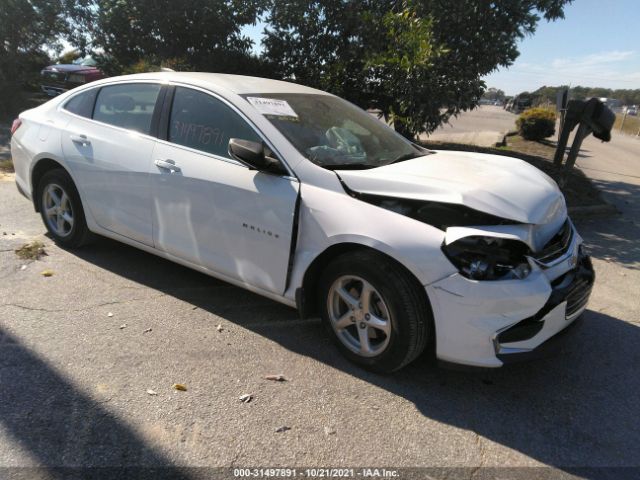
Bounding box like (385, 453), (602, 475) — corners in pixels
(150, 86), (299, 294)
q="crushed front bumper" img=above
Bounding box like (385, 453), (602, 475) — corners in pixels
(427, 228), (594, 368)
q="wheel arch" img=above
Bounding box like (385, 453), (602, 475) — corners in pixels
(31, 158), (70, 212)
(295, 242), (433, 323)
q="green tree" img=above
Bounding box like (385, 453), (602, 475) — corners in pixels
(263, 0), (571, 138)
(0, 0), (67, 118)
(67, 0), (269, 75)
(483, 88), (506, 102)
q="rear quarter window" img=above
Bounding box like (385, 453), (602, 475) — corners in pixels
(63, 89), (98, 118)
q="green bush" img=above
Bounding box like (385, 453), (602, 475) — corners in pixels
(516, 107), (556, 141)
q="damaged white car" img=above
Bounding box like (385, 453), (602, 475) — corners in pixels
(11, 73), (594, 371)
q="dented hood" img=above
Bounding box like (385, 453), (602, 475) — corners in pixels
(337, 150), (566, 225)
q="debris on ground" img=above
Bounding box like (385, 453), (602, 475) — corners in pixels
(15, 241), (46, 260)
(239, 393), (253, 403)
(265, 374), (287, 382)
(216, 324), (223, 332)
(173, 384), (187, 391)
(119, 324), (127, 330)
(324, 426), (336, 435)
(107, 312), (114, 317)
(143, 328), (152, 333)
(147, 389), (158, 396)
(40, 269), (54, 277)
(20, 265), (26, 271)
(275, 426), (291, 433)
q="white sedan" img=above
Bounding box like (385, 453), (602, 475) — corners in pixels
(10, 72), (594, 371)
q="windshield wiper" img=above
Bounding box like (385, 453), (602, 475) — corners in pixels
(321, 164), (377, 170)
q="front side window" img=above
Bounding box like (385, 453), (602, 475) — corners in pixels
(169, 86), (261, 158)
(93, 83), (161, 134)
(242, 93), (427, 170)
(63, 89), (98, 118)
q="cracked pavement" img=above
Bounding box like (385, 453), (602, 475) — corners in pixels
(0, 116), (639, 477)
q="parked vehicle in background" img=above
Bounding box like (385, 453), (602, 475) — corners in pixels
(10, 72), (594, 372)
(624, 106), (637, 116)
(508, 95), (532, 114)
(40, 57), (106, 97)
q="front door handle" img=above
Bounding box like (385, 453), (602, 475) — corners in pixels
(154, 158), (181, 173)
(70, 134), (91, 146)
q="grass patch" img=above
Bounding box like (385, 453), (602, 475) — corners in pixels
(421, 135), (604, 208)
(15, 240), (47, 260)
(0, 158), (14, 172)
(614, 114), (640, 136)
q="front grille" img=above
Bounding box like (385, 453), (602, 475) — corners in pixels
(533, 220), (573, 264)
(565, 275), (593, 317)
(496, 254), (594, 347)
(549, 254), (595, 319)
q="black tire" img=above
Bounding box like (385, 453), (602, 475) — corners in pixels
(37, 168), (93, 248)
(318, 250), (432, 373)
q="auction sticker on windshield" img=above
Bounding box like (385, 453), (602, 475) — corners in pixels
(247, 97), (298, 118)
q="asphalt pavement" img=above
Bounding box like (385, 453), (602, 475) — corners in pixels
(1, 107), (639, 479)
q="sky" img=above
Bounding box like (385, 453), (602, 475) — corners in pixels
(482, 0), (640, 94)
(241, 0), (639, 96)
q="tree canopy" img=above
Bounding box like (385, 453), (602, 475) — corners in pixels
(263, 0), (572, 137)
(3, 0), (576, 133)
(67, 0), (270, 74)
(525, 85), (640, 106)
(0, 0), (69, 116)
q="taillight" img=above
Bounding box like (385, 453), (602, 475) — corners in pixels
(10, 118), (22, 136)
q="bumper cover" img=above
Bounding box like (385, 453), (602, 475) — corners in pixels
(428, 251), (594, 368)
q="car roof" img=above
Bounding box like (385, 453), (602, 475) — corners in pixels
(93, 72), (331, 96)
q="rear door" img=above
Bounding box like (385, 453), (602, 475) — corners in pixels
(61, 82), (164, 246)
(150, 85), (299, 294)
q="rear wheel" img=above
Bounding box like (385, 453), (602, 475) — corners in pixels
(318, 250), (431, 372)
(38, 169), (92, 248)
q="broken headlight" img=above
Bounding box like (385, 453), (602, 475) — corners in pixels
(442, 236), (531, 281)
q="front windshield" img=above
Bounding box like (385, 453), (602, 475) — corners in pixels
(242, 93), (427, 169)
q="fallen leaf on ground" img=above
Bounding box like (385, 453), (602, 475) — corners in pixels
(15, 241), (47, 260)
(173, 384), (187, 391)
(265, 374), (287, 382)
(107, 312), (114, 317)
(147, 389), (158, 396)
(119, 324), (127, 330)
(40, 269), (54, 277)
(275, 426), (291, 433)
(239, 393), (253, 403)
(143, 328), (152, 333)
(216, 324), (223, 332)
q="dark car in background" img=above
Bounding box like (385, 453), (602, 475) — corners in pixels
(40, 57), (106, 97)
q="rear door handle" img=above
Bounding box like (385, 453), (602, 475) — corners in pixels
(154, 158), (181, 173)
(70, 134), (90, 146)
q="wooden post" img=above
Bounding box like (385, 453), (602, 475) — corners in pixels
(565, 123), (591, 170)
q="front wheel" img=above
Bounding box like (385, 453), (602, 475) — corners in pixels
(318, 251), (432, 372)
(37, 169), (93, 248)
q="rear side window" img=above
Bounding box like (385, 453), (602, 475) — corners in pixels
(169, 86), (261, 158)
(93, 83), (161, 134)
(63, 89), (98, 118)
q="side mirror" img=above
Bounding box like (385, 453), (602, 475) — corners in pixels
(228, 138), (281, 172)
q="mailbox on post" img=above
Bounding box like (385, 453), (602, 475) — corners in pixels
(553, 98), (615, 169)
